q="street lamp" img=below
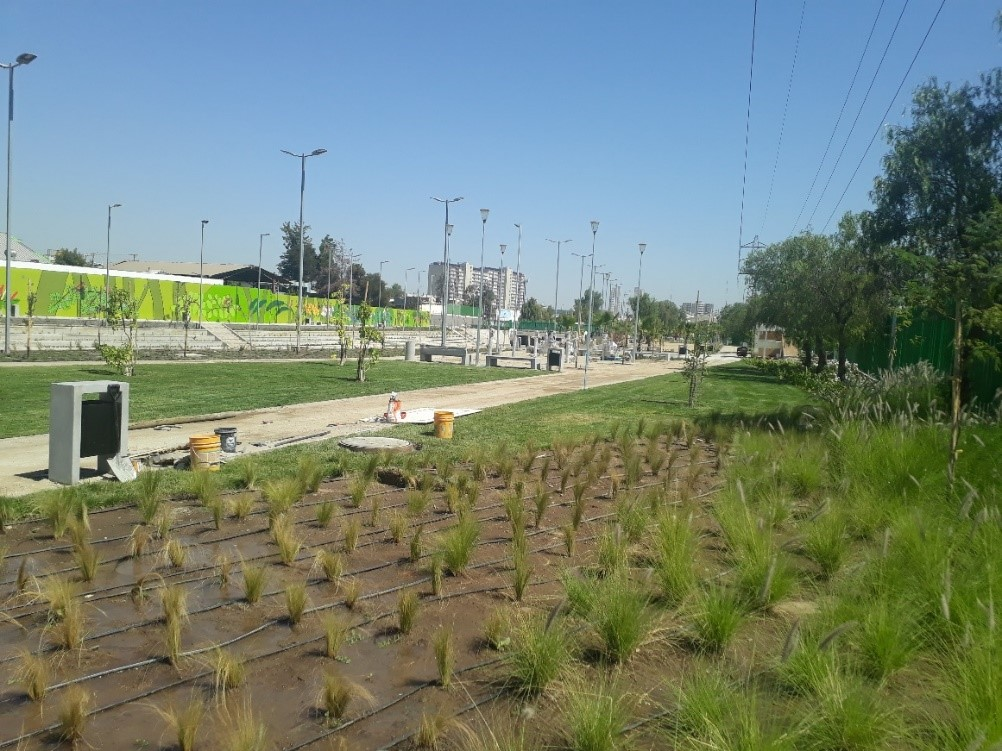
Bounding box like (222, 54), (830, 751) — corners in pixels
(584, 220), (599, 389)
(257, 232), (270, 326)
(475, 208), (489, 364)
(571, 250), (587, 368)
(378, 260), (389, 312)
(512, 223), (522, 356)
(345, 251), (361, 312)
(405, 266), (416, 327)
(633, 243), (646, 363)
(104, 203), (122, 302)
(431, 196), (463, 345)
(546, 238), (571, 335)
(3, 52), (36, 356)
(282, 147), (327, 352)
(198, 219), (209, 324)
(497, 243), (506, 354)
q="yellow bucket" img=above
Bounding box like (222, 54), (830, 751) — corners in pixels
(433, 410), (455, 440)
(189, 434), (221, 472)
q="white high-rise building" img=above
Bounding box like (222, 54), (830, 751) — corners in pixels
(428, 261), (526, 311)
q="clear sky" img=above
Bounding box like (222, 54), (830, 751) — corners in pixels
(3, 1), (999, 310)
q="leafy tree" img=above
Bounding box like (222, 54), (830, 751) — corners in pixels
(51, 248), (92, 267)
(315, 235), (347, 296)
(94, 289), (140, 376)
(717, 302), (753, 346)
(278, 222), (318, 286)
(867, 71), (1002, 483)
(462, 283), (496, 317)
(520, 297), (550, 322)
(355, 296), (383, 382)
(573, 290), (603, 322)
(385, 283), (407, 308)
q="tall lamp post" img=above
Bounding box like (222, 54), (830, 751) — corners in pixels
(496, 243), (506, 354)
(417, 271), (424, 327)
(583, 220), (599, 389)
(198, 219), (209, 324)
(431, 196), (463, 345)
(257, 232), (270, 326)
(281, 147), (327, 352)
(378, 259), (389, 312)
(512, 223), (522, 355)
(633, 243), (646, 363)
(3, 52), (36, 356)
(104, 203), (122, 302)
(546, 238), (571, 336)
(571, 251), (587, 368)
(405, 267), (416, 328)
(345, 251), (362, 313)
(475, 208), (489, 364)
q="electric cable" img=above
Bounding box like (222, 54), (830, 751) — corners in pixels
(820, 0), (947, 232)
(759, 0), (807, 234)
(804, 0), (911, 229)
(737, 0), (760, 269)
(791, 0), (888, 232)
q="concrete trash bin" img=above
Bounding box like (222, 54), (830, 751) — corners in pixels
(404, 339), (417, 361)
(214, 427), (238, 453)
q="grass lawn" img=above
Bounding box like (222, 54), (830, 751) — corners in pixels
(0, 359), (545, 439)
(382, 363), (814, 452)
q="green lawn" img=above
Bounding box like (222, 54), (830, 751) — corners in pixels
(382, 363), (814, 454)
(0, 360), (545, 439)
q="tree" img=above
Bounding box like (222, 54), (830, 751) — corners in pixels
(573, 290), (603, 322)
(717, 302), (753, 346)
(315, 235), (347, 296)
(355, 296), (383, 382)
(867, 71), (1002, 484)
(385, 283), (407, 308)
(462, 283), (495, 317)
(94, 288), (140, 376)
(278, 222), (318, 286)
(520, 297), (550, 322)
(51, 248), (92, 267)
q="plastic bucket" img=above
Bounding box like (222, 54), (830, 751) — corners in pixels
(433, 410), (455, 440)
(214, 427), (238, 453)
(189, 434), (221, 471)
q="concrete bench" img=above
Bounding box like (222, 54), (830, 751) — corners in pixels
(485, 354), (539, 369)
(420, 345), (471, 365)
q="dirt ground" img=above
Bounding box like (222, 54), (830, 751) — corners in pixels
(0, 355), (731, 498)
(0, 422), (722, 750)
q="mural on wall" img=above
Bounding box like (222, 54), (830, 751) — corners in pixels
(9, 266), (430, 328)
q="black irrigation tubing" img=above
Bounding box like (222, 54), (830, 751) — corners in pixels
(0, 484), (404, 581)
(1, 469), (620, 624)
(1, 487), (528, 623)
(375, 689), (509, 751)
(2, 535), (583, 726)
(0, 569), (549, 750)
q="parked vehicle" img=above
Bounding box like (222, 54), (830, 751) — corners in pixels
(736, 344), (749, 357)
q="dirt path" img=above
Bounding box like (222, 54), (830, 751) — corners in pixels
(0, 356), (729, 498)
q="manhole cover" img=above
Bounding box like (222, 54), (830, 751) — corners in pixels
(339, 436), (415, 453)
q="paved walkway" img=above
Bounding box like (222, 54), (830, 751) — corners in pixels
(0, 353), (736, 498)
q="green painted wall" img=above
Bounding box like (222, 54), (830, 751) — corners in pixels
(1, 266), (430, 328)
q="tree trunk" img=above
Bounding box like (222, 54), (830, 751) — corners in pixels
(947, 297), (963, 489)
(801, 339), (813, 368)
(815, 336), (827, 371)
(837, 332), (848, 382)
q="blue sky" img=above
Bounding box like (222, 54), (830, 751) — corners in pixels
(3, 1), (999, 310)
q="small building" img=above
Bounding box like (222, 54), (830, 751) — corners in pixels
(112, 261), (288, 291)
(754, 325), (785, 358)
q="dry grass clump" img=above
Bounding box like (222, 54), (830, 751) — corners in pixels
(156, 695), (205, 751)
(57, 686), (91, 745)
(318, 671), (374, 724)
(241, 559), (268, 605)
(230, 492), (255, 521)
(14, 651), (49, 702)
(322, 614), (353, 660)
(342, 517), (361, 554)
(313, 549), (344, 584)
(436, 515), (480, 575)
(433, 627), (455, 687)
(74, 542), (100, 582)
(504, 607), (573, 697)
(298, 454), (325, 493)
(262, 476), (304, 525)
(398, 590), (420, 634)
(135, 469), (164, 523)
(218, 699), (269, 751)
(389, 511), (408, 543)
(284, 582), (309, 626)
(208, 648), (247, 702)
(164, 537), (187, 569)
(271, 514), (302, 565)
(316, 499), (336, 528)
(343, 578), (362, 610)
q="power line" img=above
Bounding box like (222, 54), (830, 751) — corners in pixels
(759, 0), (807, 234)
(804, 0), (911, 229)
(821, 0), (947, 232)
(737, 0), (759, 270)
(791, 0), (888, 233)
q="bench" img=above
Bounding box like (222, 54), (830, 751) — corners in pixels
(485, 354), (539, 369)
(419, 345), (471, 365)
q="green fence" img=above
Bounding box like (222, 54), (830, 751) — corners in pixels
(849, 309), (1001, 405)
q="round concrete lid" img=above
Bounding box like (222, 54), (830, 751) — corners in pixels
(339, 436), (414, 453)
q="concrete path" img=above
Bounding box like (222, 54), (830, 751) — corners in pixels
(0, 352), (737, 498)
